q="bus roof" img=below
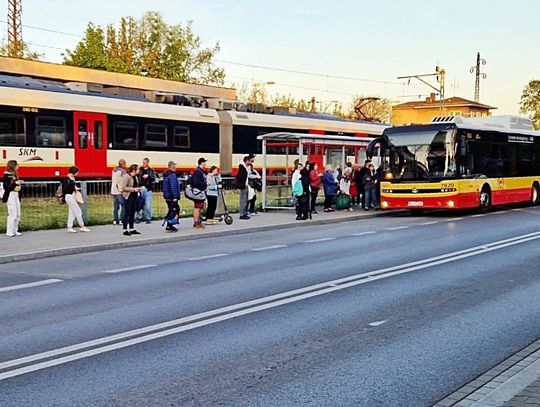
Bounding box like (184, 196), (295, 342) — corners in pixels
(386, 116), (540, 138)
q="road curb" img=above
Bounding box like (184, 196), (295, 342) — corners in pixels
(0, 210), (402, 265)
(433, 338), (540, 406)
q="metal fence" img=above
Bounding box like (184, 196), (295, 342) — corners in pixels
(0, 177), (244, 233)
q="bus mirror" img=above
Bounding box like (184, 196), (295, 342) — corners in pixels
(459, 135), (467, 157)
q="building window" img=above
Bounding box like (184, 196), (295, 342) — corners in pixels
(0, 113), (25, 145)
(113, 122), (138, 149)
(173, 126), (190, 148)
(144, 124), (168, 148)
(35, 116), (67, 146)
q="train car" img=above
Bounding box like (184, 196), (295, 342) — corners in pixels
(0, 78), (388, 179)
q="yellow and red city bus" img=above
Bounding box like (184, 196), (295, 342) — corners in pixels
(367, 116), (540, 212)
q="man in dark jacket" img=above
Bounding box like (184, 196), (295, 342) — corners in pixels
(192, 157), (208, 230)
(137, 157), (156, 223)
(297, 167), (311, 220)
(362, 163), (380, 210)
(162, 161), (180, 232)
(356, 159), (372, 209)
(235, 155), (251, 220)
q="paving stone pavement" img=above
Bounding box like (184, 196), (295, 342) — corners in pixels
(434, 339), (540, 407)
(503, 378), (540, 407)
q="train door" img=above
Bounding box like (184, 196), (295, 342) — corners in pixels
(308, 144), (325, 169)
(74, 112), (107, 177)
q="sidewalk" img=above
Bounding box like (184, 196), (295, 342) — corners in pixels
(0, 209), (396, 265)
(434, 339), (540, 407)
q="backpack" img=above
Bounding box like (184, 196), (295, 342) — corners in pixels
(55, 183), (65, 204)
(292, 180), (304, 197)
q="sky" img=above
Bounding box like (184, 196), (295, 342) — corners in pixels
(1, 0), (539, 115)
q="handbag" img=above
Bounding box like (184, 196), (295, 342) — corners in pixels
(75, 190), (84, 204)
(185, 187), (206, 202)
(136, 194), (146, 212)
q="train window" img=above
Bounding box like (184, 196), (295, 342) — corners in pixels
(78, 119), (88, 149)
(0, 113), (25, 145)
(113, 122), (138, 149)
(35, 116), (67, 147)
(173, 126), (190, 148)
(144, 124), (167, 148)
(95, 121), (103, 149)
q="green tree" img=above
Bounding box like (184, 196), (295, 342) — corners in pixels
(64, 23), (107, 70)
(346, 96), (392, 122)
(64, 12), (224, 85)
(520, 80), (540, 129)
(0, 39), (41, 60)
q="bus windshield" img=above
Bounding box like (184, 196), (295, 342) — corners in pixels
(388, 129), (457, 181)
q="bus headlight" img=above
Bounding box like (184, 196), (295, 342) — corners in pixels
(447, 200), (455, 208)
(381, 201), (389, 209)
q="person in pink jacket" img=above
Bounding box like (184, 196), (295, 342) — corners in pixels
(308, 162), (322, 214)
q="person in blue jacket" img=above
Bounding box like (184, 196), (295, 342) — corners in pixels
(323, 164), (338, 212)
(162, 161), (181, 232)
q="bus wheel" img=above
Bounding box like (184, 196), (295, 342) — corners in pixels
(532, 183), (540, 206)
(479, 187), (492, 213)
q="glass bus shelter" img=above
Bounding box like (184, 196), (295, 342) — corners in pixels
(257, 132), (374, 210)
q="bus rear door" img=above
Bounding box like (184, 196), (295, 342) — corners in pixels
(74, 112), (108, 178)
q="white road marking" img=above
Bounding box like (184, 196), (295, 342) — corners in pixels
(2, 230), (540, 381)
(368, 320), (387, 327)
(386, 226), (409, 231)
(350, 231), (376, 236)
(187, 254), (228, 261)
(304, 237), (336, 243)
(447, 218), (464, 222)
(0, 279), (63, 293)
(103, 264), (157, 274)
(419, 221), (439, 226)
(492, 211), (506, 215)
(472, 214), (486, 218)
(251, 245), (287, 252)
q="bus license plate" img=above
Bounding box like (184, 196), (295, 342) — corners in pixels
(408, 201), (424, 207)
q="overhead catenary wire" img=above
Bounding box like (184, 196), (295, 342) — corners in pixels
(0, 21), (425, 100)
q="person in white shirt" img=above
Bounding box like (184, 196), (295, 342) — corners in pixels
(111, 159), (126, 225)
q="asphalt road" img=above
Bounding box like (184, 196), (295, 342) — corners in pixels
(1, 206), (540, 406)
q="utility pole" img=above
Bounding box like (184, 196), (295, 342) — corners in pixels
(7, 0), (23, 58)
(470, 52), (487, 102)
(397, 66), (446, 114)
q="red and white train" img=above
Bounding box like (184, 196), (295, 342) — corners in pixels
(0, 78), (388, 178)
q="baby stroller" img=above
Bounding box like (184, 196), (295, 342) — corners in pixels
(217, 188), (233, 225)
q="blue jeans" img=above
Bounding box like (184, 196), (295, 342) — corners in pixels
(113, 194), (125, 222)
(137, 189), (153, 220)
(364, 189), (379, 209)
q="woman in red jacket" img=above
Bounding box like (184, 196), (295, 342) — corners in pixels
(350, 165), (359, 206)
(308, 162), (321, 214)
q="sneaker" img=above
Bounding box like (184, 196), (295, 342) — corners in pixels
(123, 231), (131, 236)
(239, 215), (251, 220)
(79, 227), (91, 232)
(146, 220), (152, 224)
(67, 228), (77, 233)
(112, 221), (119, 225)
(6, 233), (16, 237)
(312, 210), (319, 215)
(15, 232), (22, 236)
(130, 230), (141, 235)
(193, 223), (205, 230)
(166, 225), (178, 233)
(249, 212), (259, 216)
